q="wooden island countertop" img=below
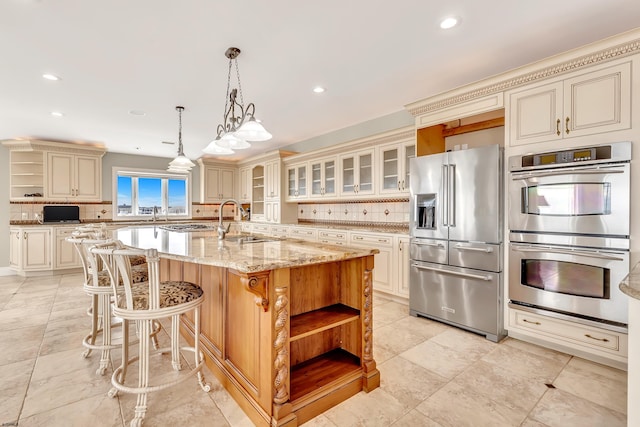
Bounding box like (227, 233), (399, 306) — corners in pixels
(114, 225), (380, 427)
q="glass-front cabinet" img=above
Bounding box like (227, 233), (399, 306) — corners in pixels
(286, 163), (307, 200)
(310, 157), (336, 198)
(339, 149), (375, 197)
(378, 141), (416, 195)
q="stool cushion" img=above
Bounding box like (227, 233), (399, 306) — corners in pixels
(90, 264), (149, 287)
(129, 255), (147, 266)
(120, 281), (203, 310)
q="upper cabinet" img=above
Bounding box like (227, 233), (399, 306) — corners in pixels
(309, 157), (337, 198)
(507, 61), (631, 146)
(377, 141), (415, 195)
(339, 149), (375, 197)
(238, 166), (251, 203)
(3, 140), (105, 202)
(47, 153), (102, 201)
(199, 160), (236, 203)
(251, 164), (265, 218)
(286, 163), (307, 200)
(264, 159), (280, 200)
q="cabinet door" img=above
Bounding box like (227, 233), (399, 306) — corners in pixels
(9, 229), (21, 268)
(340, 155), (356, 195)
(286, 164), (307, 200)
(239, 167), (251, 202)
(23, 229), (51, 270)
(265, 201), (279, 223)
(47, 152), (74, 198)
(310, 161), (323, 197)
(402, 144), (416, 193)
(350, 233), (393, 294)
(75, 155), (101, 200)
(357, 151), (374, 195)
(323, 159), (336, 197)
(564, 62), (631, 138)
(297, 165), (307, 197)
(508, 81), (563, 146)
(219, 169), (235, 200)
(203, 167), (222, 202)
(265, 160), (279, 199)
(380, 147), (400, 194)
(54, 228), (81, 269)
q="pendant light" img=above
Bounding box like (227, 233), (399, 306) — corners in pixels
(203, 47), (271, 155)
(168, 106), (195, 172)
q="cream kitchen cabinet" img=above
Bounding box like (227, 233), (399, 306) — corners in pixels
(47, 152), (102, 201)
(9, 227), (52, 272)
(285, 163), (308, 200)
(8, 150), (44, 201)
(507, 61), (631, 146)
(264, 159), (280, 200)
(348, 231), (393, 294)
(339, 149), (375, 197)
(54, 227), (81, 270)
(310, 157), (337, 198)
(251, 165), (265, 219)
(378, 141), (415, 195)
(238, 166), (251, 202)
(200, 162), (236, 203)
(396, 236), (410, 298)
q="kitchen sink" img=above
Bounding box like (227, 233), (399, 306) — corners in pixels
(159, 224), (216, 232)
(223, 235), (278, 244)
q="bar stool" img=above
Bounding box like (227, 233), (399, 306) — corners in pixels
(92, 243), (210, 427)
(67, 235), (153, 375)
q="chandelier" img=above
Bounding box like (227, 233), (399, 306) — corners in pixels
(203, 47), (271, 155)
(167, 106), (195, 173)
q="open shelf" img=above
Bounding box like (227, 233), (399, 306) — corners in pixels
(290, 304), (360, 342)
(290, 348), (361, 403)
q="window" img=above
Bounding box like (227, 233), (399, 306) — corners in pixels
(112, 167), (191, 220)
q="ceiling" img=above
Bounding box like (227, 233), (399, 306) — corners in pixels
(2, 1), (639, 162)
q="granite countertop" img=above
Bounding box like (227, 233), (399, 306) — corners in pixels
(114, 225), (378, 274)
(620, 261), (640, 300)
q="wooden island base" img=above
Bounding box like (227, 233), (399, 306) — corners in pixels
(161, 254), (379, 426)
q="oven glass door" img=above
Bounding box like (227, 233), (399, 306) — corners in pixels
(509, 163), (629, 236)
(509, 242), (629, 324)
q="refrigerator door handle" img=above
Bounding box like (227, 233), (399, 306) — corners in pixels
(413, 241), (445, 248)
(411, 263), (491, 281)
(448, 164), (456, 227)
(442, 164), (448, 226)
(454, 244), (493, 253)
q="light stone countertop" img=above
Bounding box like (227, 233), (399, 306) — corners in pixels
(620, 261), (640, 301)
(114, 225), (379, 274)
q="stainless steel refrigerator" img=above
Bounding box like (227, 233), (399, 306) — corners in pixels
(409, 144), (505, 342)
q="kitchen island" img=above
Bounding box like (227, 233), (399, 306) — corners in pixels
(115, 225), (380, 427)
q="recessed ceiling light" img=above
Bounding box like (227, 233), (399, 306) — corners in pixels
(129, 110), (146, 116)
(440, 17), (459, 29)
(42, 73), (61, 81)
(313, 86), (326, 94)
(50, 111), (64, 117)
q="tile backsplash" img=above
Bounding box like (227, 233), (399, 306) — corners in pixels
(297, 201), (409, 224)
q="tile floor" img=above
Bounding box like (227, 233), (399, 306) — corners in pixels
(0, 273), (628, 427)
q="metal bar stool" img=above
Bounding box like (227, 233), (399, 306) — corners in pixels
(92, 242), (210, 427)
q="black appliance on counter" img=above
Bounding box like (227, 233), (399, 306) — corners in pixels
(43, 205), (80, 223)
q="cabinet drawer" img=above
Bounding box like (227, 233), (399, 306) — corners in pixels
(290, 228), (318, 240)
(318, 230), (347, 241)
(511, 310), (620, 351)
(269, 225), (289, 237)
(349, 233), (392, 246)
(251, 224), (270, 233)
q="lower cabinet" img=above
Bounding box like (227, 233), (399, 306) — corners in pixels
(9, 227), (52, 272)
(396, 236), (410, 298)
(507, 307), (628, 369)
(349, 232), (394, 295)
(54, 227), (82, 270)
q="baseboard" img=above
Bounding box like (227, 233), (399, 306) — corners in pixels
(0, 267), (17, 276)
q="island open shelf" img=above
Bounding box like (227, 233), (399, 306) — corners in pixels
(290, 304), (360, 341)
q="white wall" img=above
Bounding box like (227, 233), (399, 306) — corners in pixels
(0, 145), (9, 269)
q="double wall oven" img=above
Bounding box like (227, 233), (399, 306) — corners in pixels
(508, 142), (631, 329)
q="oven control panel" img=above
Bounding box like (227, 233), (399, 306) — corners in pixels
(509, 141), (631, 171)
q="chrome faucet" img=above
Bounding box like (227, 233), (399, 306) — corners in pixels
(218, 199), (247, 240)
(151, 206), (159, 222)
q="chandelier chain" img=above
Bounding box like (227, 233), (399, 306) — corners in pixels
(234, 59), (244, 107)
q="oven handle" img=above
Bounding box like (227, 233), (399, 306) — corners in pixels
(511, 167), (625, 180)
(411, 263), (491, 281)
(512, 246), (625, 261)
(454, 244), (493, 253)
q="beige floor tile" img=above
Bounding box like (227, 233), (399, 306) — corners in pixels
(529, 388), (626, 427)
(0, 358), (36, 425)
(373, 301), (409, 328)
(553, 357), (627, 414)
(373, 322), (430, 363)
(3, 290), (56, 311)
(39, 327), (87, 356)
(391, 409), (443, 426)
(520, 418), (552, 427)
(451, 360), (548, 413)
(0, 325), (45, 366)
(0, 307), (51, 331)
(481, 342), (567, 383)
(379, 355), (447, 407)
(21, 365), (112, 418)
(207, 377), (255, 426)
(323, 388), (410, 427)
(399, 339), (480, 379)
(501, 337), (572, 365)
(300, 414), (337, 426)
(31, 347), (108, 382)
(428, 327), (497, 356)
(415, 381), (527, 427)
(390, 314), (450, 340)
(18, 393), (123, 427)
